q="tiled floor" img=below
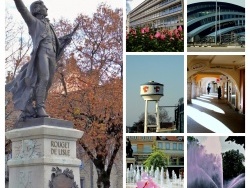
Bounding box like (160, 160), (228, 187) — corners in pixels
(187, 93), (245, 133)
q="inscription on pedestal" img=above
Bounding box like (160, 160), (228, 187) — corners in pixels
(51, 140), (71, 156)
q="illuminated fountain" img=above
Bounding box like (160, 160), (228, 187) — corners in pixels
(126, 164), (183, 188)
(187, 137), (245, 188)
(226, 173), (245, 188)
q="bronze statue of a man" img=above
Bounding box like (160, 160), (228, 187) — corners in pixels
(6, 0), (75, 121)
(126, 138), (133, 158)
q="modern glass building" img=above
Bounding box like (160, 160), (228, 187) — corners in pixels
(127, 0), (184, 30)
(187, 1), (245, 44)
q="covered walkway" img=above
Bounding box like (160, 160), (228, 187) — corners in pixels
(187, 93), (245, 133)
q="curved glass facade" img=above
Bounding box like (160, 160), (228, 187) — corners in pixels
(187, 1), (245, 43)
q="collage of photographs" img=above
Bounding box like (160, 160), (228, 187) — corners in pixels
(2, 0), (248, 188)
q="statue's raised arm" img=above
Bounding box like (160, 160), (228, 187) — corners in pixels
(13, 0), (37, 26)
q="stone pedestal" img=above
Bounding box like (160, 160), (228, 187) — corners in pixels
(5, 118), (83, 188)
(126, 158), (135, 169)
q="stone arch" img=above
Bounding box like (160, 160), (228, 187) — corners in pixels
(200, 77), (217, 94)
(187, 68), (241, 110)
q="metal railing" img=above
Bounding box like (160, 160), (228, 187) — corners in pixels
(188, 34), (245, 46)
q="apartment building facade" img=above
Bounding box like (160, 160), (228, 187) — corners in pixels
(127, 0), (184, 30)
(128, 136), (184, 178)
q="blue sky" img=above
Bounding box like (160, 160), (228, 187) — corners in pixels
(126, 55), (184, 127)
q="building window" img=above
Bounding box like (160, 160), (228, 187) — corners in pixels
(132, 144), (137, 153)
(80, 178), (84, 188)
(129, 136), (137, 140)
(173, 143), (177, 150)
(178, 143), (183, 150)
(158, 142), (163, 149)
(165, 143), (170, 150)
(144, 145), (152, 153)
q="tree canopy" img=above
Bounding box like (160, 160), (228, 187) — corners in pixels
(222, 149), (245, 180)
(143, 147), (168, 171)
(47, 5), (123, 188)
(130, 108), (172, 133)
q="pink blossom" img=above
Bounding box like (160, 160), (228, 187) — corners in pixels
(141, 28), (145, 34)
(174, 29), (180, 38)
(155, 32), (161, 38)
(167, 30), (173, 37)
(177, 25), (183, 32)
(150, 34), (154, 40)
(141, 27), (150, 34)
(145, 27), (150, 33)
(160, 34), (166, 40)
(174, 29), (178, 36)
(131, 29), (136, 35)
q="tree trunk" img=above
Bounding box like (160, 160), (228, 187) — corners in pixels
(96, 168), (111, 188)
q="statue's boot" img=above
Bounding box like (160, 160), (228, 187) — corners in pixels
(18, 100), (36, 121)
(36, 106), (49, 117)
(36, 87), (49, 117)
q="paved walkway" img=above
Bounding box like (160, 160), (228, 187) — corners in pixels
(187, 46), (245, 52)
(187, 93), (245, 133)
